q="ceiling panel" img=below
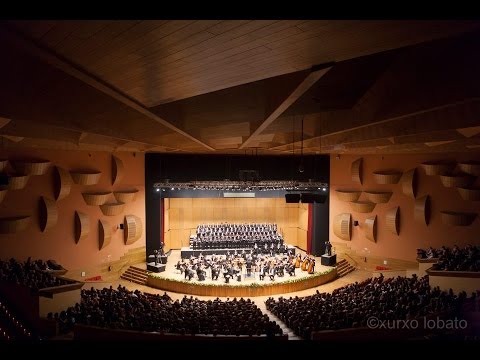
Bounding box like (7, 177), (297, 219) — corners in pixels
(8, 20), (480, 106)
(1, 21), (480, 155)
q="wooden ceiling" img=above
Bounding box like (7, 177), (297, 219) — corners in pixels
(1, 20), (480, 154)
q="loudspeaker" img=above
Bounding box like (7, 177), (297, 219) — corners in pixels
(285, 194), (300, 203)
(300, 193), (315, 203)
(300, 193), (327, 203)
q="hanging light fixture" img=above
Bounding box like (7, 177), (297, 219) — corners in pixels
(153, 179), (328, 192)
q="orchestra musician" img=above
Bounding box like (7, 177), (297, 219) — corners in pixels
(259, 263), (267, 281)
(175, 260), (183, 274)
(197, 265), (206, 281)
(185, 266), (194, 281)
(307, 258), (315, 274)
(246, 259), (252, 277)
(301, 255), (310, 271)
(211, 264), (220, 280)
(286, 261), (295, 276)
(295, 253), (302, 268)
(269, 266), (276, 281)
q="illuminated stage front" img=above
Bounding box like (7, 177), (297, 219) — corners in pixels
(145, 250), (337, 297)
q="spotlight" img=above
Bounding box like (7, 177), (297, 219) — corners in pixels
(322, 188), (326, 191)
(153, 180), (329, 192)
(156, 188), (160, 192)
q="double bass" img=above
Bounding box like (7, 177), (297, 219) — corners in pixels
(307, 258), (315, 274)
(301, 256), (310, 271)
(295, 254), (302, 268)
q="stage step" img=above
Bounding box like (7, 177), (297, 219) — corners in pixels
(120, 272), (147, 282)
(124, 267), (148, 277)
(129, 266), (148, 275)
(121, 272), (147, 282)
(120, 266), (148, 285)
(119, 276), (146, 286)
(120, 276), (147, 285)
(336, 259), (356, 278)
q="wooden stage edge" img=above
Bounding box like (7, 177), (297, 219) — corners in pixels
(147, 269), (338, 297)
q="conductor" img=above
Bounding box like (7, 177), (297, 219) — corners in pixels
(325, 241), (332, 256)
(153, 250), (160, 265)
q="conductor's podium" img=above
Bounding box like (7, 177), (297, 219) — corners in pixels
(148, 255), (168, 264)
(147, 263), (166, 273)
(321, 254), (337, 266)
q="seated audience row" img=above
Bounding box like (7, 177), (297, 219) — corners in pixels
(52, 285), (283, 337)
(0, 258), (70, 292)
(418, 245), (479, 272)
(265, 275), (474, 339)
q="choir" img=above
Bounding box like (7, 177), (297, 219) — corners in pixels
(190, 223), (284, 250)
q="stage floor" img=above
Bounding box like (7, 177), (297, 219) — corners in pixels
(149, 248), (334, 287)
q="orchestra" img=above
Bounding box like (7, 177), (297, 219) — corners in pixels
(168, 222), (319, 285)
(173, 251), (318, 283)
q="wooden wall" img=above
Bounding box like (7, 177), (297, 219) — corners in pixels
(330, 153), (480, 263)
(164, 198), (301, 249)
(0, 148), (145, 271)
(297, 202), (308, 251)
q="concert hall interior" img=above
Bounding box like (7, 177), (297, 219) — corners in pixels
(0, 20), (479, 343)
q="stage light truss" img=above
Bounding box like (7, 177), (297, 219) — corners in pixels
(153, 180), (328, 192)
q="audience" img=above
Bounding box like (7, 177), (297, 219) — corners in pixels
(56, 285), (283, 337)
(3, 249), (477, 341)
(418, 245), (480, 272)
(265, 275), (472, 339)
(0, 258), (71, 292)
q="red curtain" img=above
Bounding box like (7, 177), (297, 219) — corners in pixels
(160, 198), (164, 245)
(307, 203), (313, 254)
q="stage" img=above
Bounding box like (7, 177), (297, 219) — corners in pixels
(145, 249), (338, 297)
